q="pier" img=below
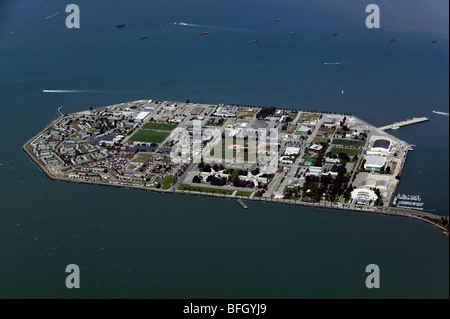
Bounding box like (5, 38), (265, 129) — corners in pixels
(237, 199), (248, 209)
(378, 117), (429, 131)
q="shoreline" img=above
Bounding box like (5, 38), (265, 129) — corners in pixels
(22, 103), (448, 233)
(22, 141), (448, 232)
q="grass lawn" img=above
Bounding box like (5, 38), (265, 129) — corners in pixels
(133, 152), (152, 164)
(142, 122), (178, 131)
(161, 176), (176, 190)
(236, 191), (253, 197)
(129, 130), (170, 143)
(178, 184), (234, 195)
(332, 138), (364, 147)
(313, 137), (330, 144)
(300, 113), (320, 122)
(330, 147), (361, 157)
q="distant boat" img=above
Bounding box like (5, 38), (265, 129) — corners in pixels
(333, 33), (338, 37)
(45, 12), (60, 20)
(391, 126), (400, 130)
(276, 18), (281, 22)
(341, 90), (344, 94)
(252, 39), (260, 43)
(199, 32), (209, 36)
(117, 24), (126, 29)
(290, 31), (296, 35)
(170, 22), (182, 25)
(432, 110), (449, 116)
(323, 62), (340, 65)
(431, 40), (438, 44)
(140, 36), (149, 40)
(390, 38), (396, 42)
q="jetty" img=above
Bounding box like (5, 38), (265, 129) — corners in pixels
(237, 199), (248, 209)
(378, 117), (429, 131)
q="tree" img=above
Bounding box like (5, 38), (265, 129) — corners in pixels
(385, 166), (391, 174)
(192, 175), (201, 183)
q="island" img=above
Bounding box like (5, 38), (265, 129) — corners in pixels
(23, 99), (449, 232)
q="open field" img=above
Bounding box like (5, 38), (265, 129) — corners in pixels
(132, 152), (153, 164)
(142, 123), (178, 131)
(237, 191), (253, 197)
(129, 130), (170, 143)
(300, 113), (320, 122)
(162, 176), (176, 190)
(332, 138), (364, 147)
(330, 147), (361, 157)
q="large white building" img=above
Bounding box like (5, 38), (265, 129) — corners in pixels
(364, 155), (386, 171)
(351, 188), (378, 204)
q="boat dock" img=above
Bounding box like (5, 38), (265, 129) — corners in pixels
(237, 199), (248, 209)
(378, 117), (429, 131)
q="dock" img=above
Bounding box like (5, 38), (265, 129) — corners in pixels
(237, 199), (248, 209)
(378, 117), (429, 131)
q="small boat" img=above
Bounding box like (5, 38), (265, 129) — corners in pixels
(140, 36), (149, 40)
(333, 33), (338, 37)
(323, 62), (340, 65)
(443, 231), (449, 236)
(390, 38), (396, 42)
(117, 24), (126, 29)
(290, 32), (296, 35)
(276, 18), (281, 22)
(170, 22), (182, 25)
(431, 40), (438, 44)
(199, 32), (209, 36)
(391, 126), (399, 130)
(252, 39), (260, 43)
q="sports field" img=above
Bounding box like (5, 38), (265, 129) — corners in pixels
(129, 130), (170, 143)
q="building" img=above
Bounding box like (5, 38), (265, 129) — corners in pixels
(364, 155), (386, 171)
(367, 138), (392, 155)
(309, 144), (323, 152)
(351, 188), (378, 204)
(135, 112), (151, 122)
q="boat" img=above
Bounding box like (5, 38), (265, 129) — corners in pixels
(276, 18), (281, 22)
(391, 126), (400, 130)
(199, 32), (209, 36)
(290, 32), (296, 35)
(432, 111), (449, 116)
(45, 12), (60, 20)
(390, 38), (396, 42)
(333, 33), (338, 37)
(431, 40), (438, 44)
(443, 231), (449, 237)
(170, 22), (182, 25)
(323, 62), (340, 65)
(116, 24), (126, 29)
(140, 36), (149, 40)
(252, 39), (260, 43)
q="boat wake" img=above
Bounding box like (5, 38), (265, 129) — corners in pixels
(43, 89), (101, 93)
(178, 22), (276, 35)
(432, 110), (449, 117)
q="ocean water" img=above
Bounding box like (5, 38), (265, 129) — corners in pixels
(0, 0), (448, 298)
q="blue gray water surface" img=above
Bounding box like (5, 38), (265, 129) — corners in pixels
(0, 0), (448, 298)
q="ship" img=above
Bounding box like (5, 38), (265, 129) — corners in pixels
(290, 32), (296, 35)
(323, 62), (340, 65)
(276, 18), (281, 22)
(333, 33), (338, 37)
(140, 36), (149, 40)
(252, 39), (260, 43)
(390, 38), (396, 42)
(199, 32), (209, 36)
(391, 126), (399, 130)
(431, 40), (438, 44)
(117, 24), (126, 29)
(170, 22), (182, 25)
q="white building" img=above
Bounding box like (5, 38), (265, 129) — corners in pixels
(364, 155), (386, 171)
